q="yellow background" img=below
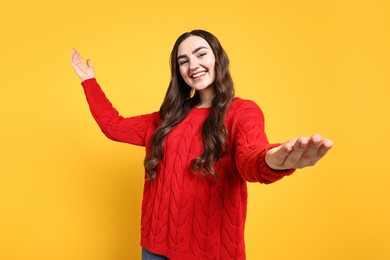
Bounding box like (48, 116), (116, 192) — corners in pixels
(1, 0), (389, 259)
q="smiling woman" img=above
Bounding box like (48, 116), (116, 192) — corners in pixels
(177, 37), (216, 103)
(70, 29), (333, 260)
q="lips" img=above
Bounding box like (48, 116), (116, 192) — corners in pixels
(191, 71), (207, 79)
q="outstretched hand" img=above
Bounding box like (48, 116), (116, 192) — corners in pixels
(265, 134), (333, 170)
(70, 48), (95, 81)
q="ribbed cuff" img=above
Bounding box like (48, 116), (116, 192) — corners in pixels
(81, 77), (97, 88)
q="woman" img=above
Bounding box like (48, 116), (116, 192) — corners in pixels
(71, 30), (333, 260)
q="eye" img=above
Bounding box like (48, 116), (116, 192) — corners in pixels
(179, 59), (188, 66)
(198, 52), (207, 58)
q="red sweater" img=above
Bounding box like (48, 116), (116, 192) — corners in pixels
(81, 78), (295, 260)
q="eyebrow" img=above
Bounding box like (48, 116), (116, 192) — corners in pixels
(177, 46), (208, 60)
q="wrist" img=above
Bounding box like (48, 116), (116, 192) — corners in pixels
(81, 76), (95, 82)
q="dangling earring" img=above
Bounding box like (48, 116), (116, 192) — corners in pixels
(190, 88), (195, 98)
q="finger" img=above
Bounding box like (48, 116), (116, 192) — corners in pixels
(310, 134), (322, 145)
(71, 48), (79, 64)
(87, 59), (92, 67)
(272, 138), (296, 160)
(296, 134), (323, 167)
(318, 139), (333, 157)
(300, 138), (333, 167)
(75, 51), (83, 64)
(283, 136), (309, 168)
(72, 49), (82, 64)
(72, 51), (80, 65)
(71, 53), (84, 72)
(70, 48), (76, 63)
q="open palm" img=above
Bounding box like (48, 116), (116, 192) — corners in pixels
(70, 48), (95, 81)
(265, 134), (333, 170)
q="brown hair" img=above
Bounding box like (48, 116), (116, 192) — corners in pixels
(144, 30), (235, 180)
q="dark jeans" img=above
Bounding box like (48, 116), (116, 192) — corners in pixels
(142, 248), (169, 260)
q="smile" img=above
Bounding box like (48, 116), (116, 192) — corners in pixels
(191, 71), (207, 79)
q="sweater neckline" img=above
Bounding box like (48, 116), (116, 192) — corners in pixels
(190, 106), (211, 115)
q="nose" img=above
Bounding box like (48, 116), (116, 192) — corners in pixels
(189, 58), (199, 70)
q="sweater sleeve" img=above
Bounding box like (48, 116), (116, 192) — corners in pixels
(81, 78), (158, 147)
(232, 99), (295, 184)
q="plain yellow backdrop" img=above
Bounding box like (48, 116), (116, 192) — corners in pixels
(1, 0), (389, 259)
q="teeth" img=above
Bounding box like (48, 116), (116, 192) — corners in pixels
(192, 71), (206, 78)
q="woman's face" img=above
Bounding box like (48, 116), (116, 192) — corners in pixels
(177, 36), (216, 92)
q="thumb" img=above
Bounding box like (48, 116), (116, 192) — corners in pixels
(87, 59), (93, 67)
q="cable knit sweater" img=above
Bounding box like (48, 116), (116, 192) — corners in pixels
(81, 78), (295, 260)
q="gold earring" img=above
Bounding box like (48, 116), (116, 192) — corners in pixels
(190, 88), (195, 98)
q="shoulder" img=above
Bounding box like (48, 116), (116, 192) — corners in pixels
(228, 97), (264, 118)
(226, 98), (267, 139)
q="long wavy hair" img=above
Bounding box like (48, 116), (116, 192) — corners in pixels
(144, 30), (235, 180)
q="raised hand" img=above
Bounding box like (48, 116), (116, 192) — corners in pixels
(70, 48), (95, 81)
(265, 134), (333, 170)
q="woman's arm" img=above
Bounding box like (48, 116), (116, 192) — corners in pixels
(70, 49), (158, 146)
(233, 100), (295, 184)
(233, 99), (333, 183)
